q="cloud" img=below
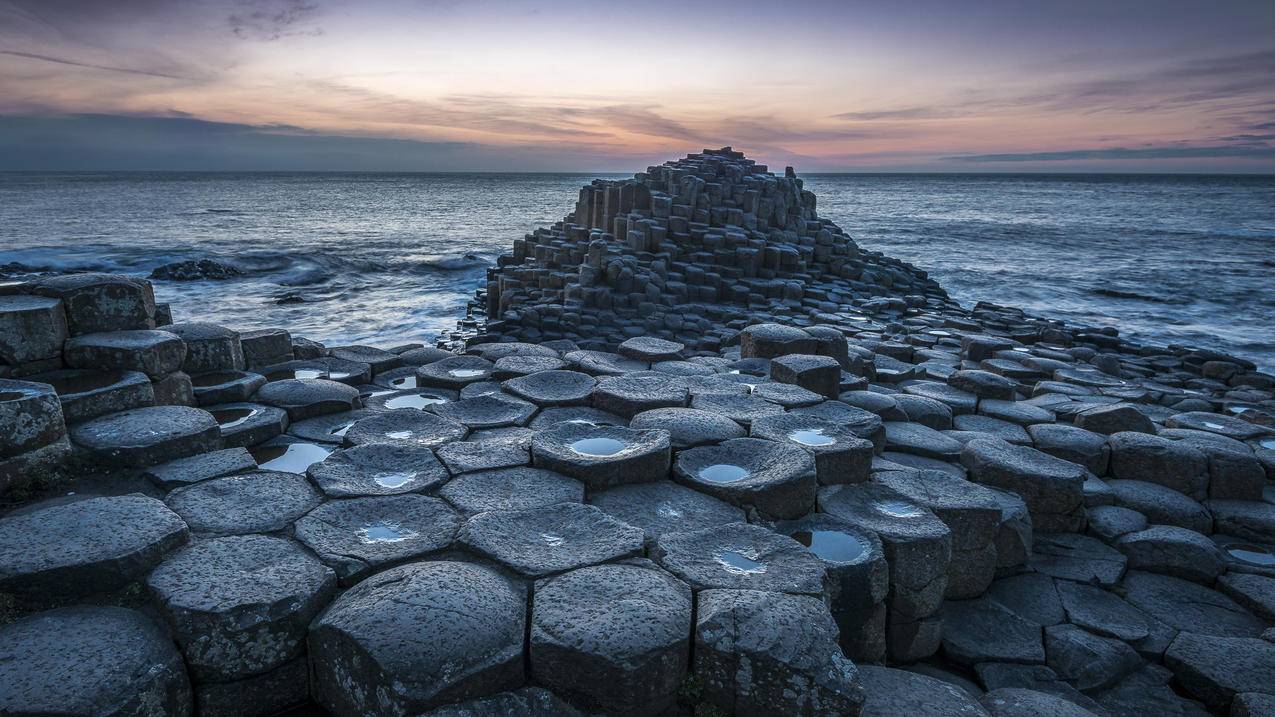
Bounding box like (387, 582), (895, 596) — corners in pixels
(945, 145), (1275, 162)
(831, 107), (954, 121)
(0, 49), (188, 79)
(228, 0), (321, 40)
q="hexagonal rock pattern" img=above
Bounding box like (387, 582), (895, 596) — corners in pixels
(416, 355), (496, 388)
(961, 437), (1086, 532)
(419, 687), (583, 716)
(342, 409), (469, 448)
(857, 665), (988, 717)
(164, 322), (245, 373)
(629, 406), (746, 448)
(673, 437), (817, 519)
(254, 378), (360, 420)
(502, 369), (596, 406)
(1164, 633), (1275, 711)
(309, 560), (526, 716)
(0, 378), (66, 458)
(590, 481), (744, 545)
(308, 443), (450, 497)
(294, 495), (461, 584)
(530, 422), (670, 489)
(0, 606), (192, 717)
(70, 405), (221, 467)
(0, 493), (188, 598)
(439, 466), (584, 515)
(751, 412), (874, 485)
(433, 393), (536, 428)
(653, 522), (827, 596)
(165, 470), (322, 535)
(590, 373), (689, 418)
(694, 589), (864, 716)
(531, 561), (692, 715)
(29, 272), (156, 335)
(458, 502), (644, 577)
(147, 534), (337, 681)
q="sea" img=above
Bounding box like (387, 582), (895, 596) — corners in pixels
(2, 172), (1272, 370)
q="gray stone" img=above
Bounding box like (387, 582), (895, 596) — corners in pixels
(492, 354), (569, 378)
(342, 409), (468, 448)
(419, 687), (582, 716)
(143, 446), (257, 489)
(30, 273), (156, 335)
(739, 323), (817, 359)
(165, 470), (321, 535)
(618, 336), (684, 362)
(1028, 423), (1110, 475)
(673, 437), (817, 519)
(1166, 411), (1267, 440)
(1074, 404), (1156, 435)
(1029, 533), (1128, 587)
(1208, 499), (1275, 543)
(440, 466), (584, 515)
(254, 378), (360, 420)
(630, 406), (746, 448)
(986, 573), (1065, 627)
(147, 534), (336, 681)
(949, 369), (1018, 400)
(897, 394), (955, 430)
(240, 328), (293, 368)
(973, 665), (1104, 715)
(330, 344), (401, 374)
(591, 373), (688, 418)
(954, 414), (1031, 444)
(1044, 624), (1143, 692)
(858, 665), (990, 717)
(690, 392), (785, 426)
(980, 688), (1100, 717)
(193, 654), (309, 717)
(695, 588), (864, 716)
(310, 560), (526, 715)
(436, 437), (529, 474)
(942, 597), (1046, 666)
(0, 606), (192, 717)
(1115, 525), (1225, 583)
(1095, 664), (1211, 717)
(416, 355), (497, 389)
(653, 522), (828, 596)
(1108, 479), (1212, 533)
(0, 294), (67, 364)
(433, 393), (536, 428)
(962, 438), (1086, 532)
(1164, 633), (1275, 711)
(190, 369), (267, 406)
(0, 378), (66, 460)
(564, 349), (648, 376)
(528, 404), (625, 429)
(531, 421), (670, 489)
(503, 369), (596, 406)
(1087, 505), (1148, 543)
(751, 412), (874, 485)
(459, 502), (643, 577)
(978, 399), (1055, 426)
(590, 481), (743, 545)
(771, 353), (842, 399)
(207, 401), (288, 448)
(531, 561), (691, 715)
(164, 322), (245, 373)
(0, 493), (188, 598)
(884, 420), (963, 458)
(294, 495), (460, 584)
(1122, 570), (1266, 638)
(1233, 692), (1275, 717)
(1055, 580), (1150, 643)
(1216, 572), (1275, 622)
(287, 408), (377, 443)
(1108, 432), (1208, 497)
(308, 442), (448, 497)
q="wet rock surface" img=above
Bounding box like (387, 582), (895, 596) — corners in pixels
(3, 148), (1275, 715)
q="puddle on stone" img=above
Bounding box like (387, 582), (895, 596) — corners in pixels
(1203, 421), (1227, 431)
(564, 419), (600, 427)
(1260, 437), (1275, 450)
(1012, 347), (1031, 353)
(540, 532), (566, 547)
(329, 371), (355, 381)
(47, 372), (123, 394)
(360, 389), (395, 400)
(792, 530), (868, 563)
(928, 330), (950, 337)
(211, 407), (258, 429)
(250, 442), (333, 473)
(359, 521), (411, 543)
(384, 392), (449, 410)
(1225, 405), (1252, 415)
(385, 430), (413, 440)
(266, 369), (326, 381)
(871, 499), (926, 518)
(1227, 544), (1275, 567)
(448, 368), (487, 379)
(372, 471), (416, 488)
(570, 437), (627, 457)
(656, 502), (683, 519)
(789, 428), (835, 446)
(716, 548), (767, 575)
(390, 376), (419, 389)
(699, 464), (750, 483)
(191, 371), (242, 388)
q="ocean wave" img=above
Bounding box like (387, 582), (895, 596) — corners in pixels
(1091, 287), (1184, 304)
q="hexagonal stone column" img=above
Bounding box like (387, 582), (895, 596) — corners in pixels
(295, 495), (461, 584)
(874, 470), (1004, 599)
(591, 374), (689, 418)
(164, 322), (245, 373)
(775, 513), (889, 663)
(0, 378), (65, 459)
(0, 294), (67, 365)
(771, 353), (842, 399)
(30, 273), (156, 334)
(653, 522), (827, 596)
(309, 560), (526, 716)
(440, 466), (584, 515)
(64, 329), (186, 378)
(309, 443), (450, 497)
(458, 502), (644, 577)
(751, 412), (873, 485)
(416, 355), (496, 389)
(503, 369), (597, 406)
(147, 535), (336, 694)
(342, 410), (468, 448)
(165, 470), (321, 535)
(531, 422), (670, 489)
(962, 437), (1086, 533)
(0, 606), (192, 716)
(255, 378), (360, 420)
(590, 481), (744, 546)
(630, 407), (746, 448)
(739, 323), (817, 359)
(694, 589), (864, 715)
(69, 405), (221, 467)
(531, 561), (691, 714)
(673, 437), (816, 519)
(0, 494), (188, 599)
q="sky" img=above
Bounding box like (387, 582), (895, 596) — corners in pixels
(1, 0), (1273, 172)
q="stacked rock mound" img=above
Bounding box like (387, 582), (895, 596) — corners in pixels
(2, 170), (1275, 717)
(455, 147), (947, 351)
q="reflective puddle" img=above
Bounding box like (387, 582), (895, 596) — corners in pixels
(1261, 437), (1275, 450)
(372, 471), (416, 488)
(359, 521), (412, 542)
(716, 548), (767, 575)
(385, 430), (413, 440)
(1227, 544), (1275, 567)
(266, 368), (326, 381)
(540, 532), (566, 546)
(384, 392), (449, 410)
(871, 499), (926, 518)
(789, 428), (835, 446)
(699, 464), (750, 483)
(792, 530), (868, 562)
(448, 368), (487, 379)
(570, 437), (627, 457)
(390, 376), (418, 389)
(250, 442), (333, 473)
(211, 407), (259, 430)
(329, 420), (356, 438)
(656, 502), (683, 519)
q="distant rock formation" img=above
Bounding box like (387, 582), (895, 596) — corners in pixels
(458, 147), (949, 351)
